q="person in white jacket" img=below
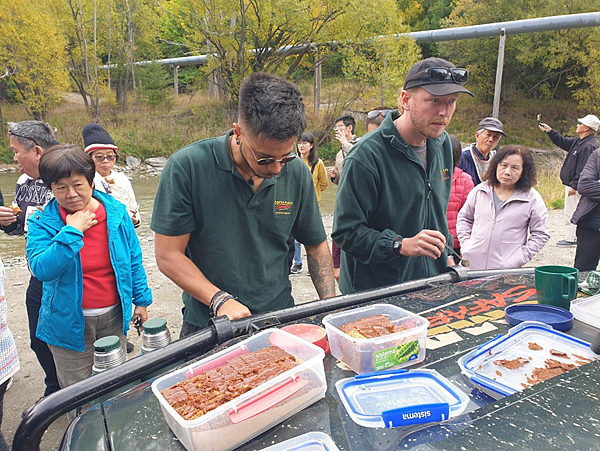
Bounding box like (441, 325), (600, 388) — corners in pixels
(457, 145), (550, 270)
(83, 123), (140, 227)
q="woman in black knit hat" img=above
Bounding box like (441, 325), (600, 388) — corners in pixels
(82, 123), (140, 227)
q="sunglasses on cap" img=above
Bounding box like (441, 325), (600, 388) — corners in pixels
(367, 109), (393, 119)
(8, 131), (40, 147)
(408, 67), (469, 85)
(240, 127), (297, 166)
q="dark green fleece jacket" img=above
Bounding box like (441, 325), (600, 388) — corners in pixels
(332, 110), (453, 294)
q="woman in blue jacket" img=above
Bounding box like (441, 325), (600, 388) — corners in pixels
(26, 144), (152, 388)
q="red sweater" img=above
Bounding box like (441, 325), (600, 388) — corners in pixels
(60, 203), (120, 309)
(447, 167), (474, 249)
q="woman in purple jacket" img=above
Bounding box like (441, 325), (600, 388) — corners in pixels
(457, 145), (550, 270)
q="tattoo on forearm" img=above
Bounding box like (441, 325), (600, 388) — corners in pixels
(307, 248), (336, 299)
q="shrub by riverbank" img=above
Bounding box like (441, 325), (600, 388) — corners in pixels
(0, 85), (576, 208)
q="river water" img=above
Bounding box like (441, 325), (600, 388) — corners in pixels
(0, 169), (338, 259)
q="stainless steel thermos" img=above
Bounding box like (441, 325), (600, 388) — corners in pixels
(141, 318), (171, 354)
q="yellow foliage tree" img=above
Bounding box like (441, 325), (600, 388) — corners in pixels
(0, 0), (69, 120)
(158, 0), (420, 111)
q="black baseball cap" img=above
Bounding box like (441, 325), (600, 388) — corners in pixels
(403, 57), (474, 97)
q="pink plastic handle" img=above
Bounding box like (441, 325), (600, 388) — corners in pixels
(229, 376), (308, 424)
(185, 345), (249, 379)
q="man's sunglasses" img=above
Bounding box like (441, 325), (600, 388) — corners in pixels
(409, 67), (469, 84)
(240, 128), (297, 166)
(367, 109), (393, 119)
(8, 131), (40, 147)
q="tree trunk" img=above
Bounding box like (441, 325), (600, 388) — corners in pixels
(107, 1), (112, 90)
(125, 0), (137, 104)
(116, 72), (129, 107)
(0, 80), (6, 136)
(92, 0), (100, 118)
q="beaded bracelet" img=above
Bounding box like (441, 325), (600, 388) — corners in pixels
(209, 290), (235, 317)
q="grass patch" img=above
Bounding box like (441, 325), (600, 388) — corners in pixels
(536, 166), (564, 209)
(0, 83), (589, 167)
(0, 93), (231, 162)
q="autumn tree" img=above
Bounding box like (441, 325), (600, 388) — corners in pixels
(396, 0), (453, 57)
(329, 0), (421, 108)
(157, 0), (419, 114)
(439, 0), (600, 106)
(53, 0), (162, 112)
(0, 0), (69, 120)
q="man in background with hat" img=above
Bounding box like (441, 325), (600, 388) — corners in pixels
(332, 57), (473, 294)
(458, 117), (506, 186)
(539, 114), (599, 247)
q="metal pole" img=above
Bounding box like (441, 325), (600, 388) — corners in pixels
(492, 28), (506, 119)
(99, 13), (600, 71)
(174, 65), (179, 96)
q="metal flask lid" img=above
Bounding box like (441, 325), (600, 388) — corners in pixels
(93, 336), (127, 374)
(141, 318), (171, 353)
(94, 335), (122, 353)
(143, 318), (168, 334)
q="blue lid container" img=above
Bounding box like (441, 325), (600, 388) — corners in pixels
(335, 368), (469, 428)
(260, 432), (339, 451)
(458, 321), (599, 399)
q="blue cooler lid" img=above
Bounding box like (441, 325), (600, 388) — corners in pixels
(335, 369), (468, 428)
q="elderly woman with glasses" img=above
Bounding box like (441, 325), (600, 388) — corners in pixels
(26, 144), (152, 388)
(83, 123), (140, 226)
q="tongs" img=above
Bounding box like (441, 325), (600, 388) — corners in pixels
(444, 243), (470, 267)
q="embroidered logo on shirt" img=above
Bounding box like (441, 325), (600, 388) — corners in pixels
(441, 167), (451, 181)
(275, 200), (293, 215)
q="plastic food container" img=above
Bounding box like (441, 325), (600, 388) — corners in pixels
(322, 304), (429, 374)
(260, 432), (340, 450)
(336, 369), (468, 428)
(151, 329), (327, 451)
(458, 321), (599, 399)
(570, 294), (600, 329)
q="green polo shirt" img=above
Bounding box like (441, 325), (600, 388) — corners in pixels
(150, 130), (326, 328)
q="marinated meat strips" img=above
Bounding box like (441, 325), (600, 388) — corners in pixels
(528, 342), (543, 350)
(340, 314), (395, 339)
(526, 358), (577, 385)
(493, 357), (530, 370)
(161, 346), (298, 420)
(549, 349), (569, 358)
(573, 354), (592, 362)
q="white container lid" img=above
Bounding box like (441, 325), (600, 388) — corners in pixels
(259, 432), (340, 450)
(335, 368), (469, 428)
(571, 294), (600, 329)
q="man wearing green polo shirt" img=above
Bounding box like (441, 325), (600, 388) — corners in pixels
(151, 72), (336, 336)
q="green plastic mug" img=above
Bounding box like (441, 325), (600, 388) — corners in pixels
(535, 265), (579, 310)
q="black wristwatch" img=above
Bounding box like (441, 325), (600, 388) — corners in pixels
(393, 237), (403, 256)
